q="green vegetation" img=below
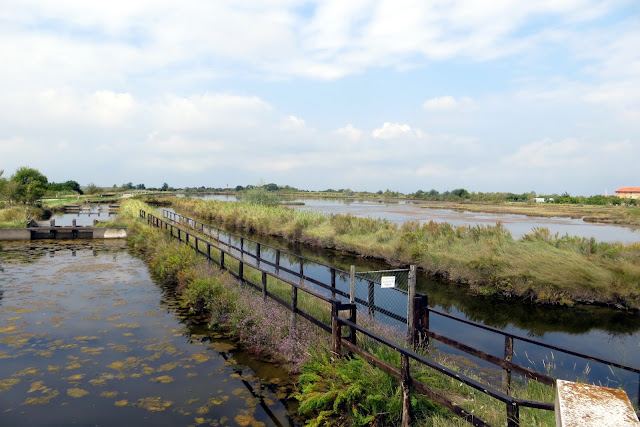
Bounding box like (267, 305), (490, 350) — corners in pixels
(165, 197), (640, 309)
(236, 185), (281, 206)
(119, 199), (556, 426)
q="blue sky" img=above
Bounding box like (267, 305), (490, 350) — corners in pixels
(1, 0), (638, 195)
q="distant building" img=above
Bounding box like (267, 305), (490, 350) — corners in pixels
(615, 187), (640, 199)
(534, 197), (554, 203)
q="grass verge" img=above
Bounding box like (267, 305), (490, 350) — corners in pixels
(157, 197), (640, 310)
(120, 199), (557, 426)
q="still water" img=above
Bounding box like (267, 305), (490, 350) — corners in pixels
(51, 204), (117, 226)
(0, 240), (299, 426)
(181, 194), (640, 243)
(167, 206), (640, 404)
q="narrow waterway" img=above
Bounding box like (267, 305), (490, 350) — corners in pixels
(166, 203), (640, 404)
(181, 194), (640, 243)
(0, 240), (300, 426)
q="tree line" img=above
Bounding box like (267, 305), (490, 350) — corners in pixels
(0, 167), (82, 204)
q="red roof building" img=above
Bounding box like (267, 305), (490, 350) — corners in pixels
(615, 187), (640, 199)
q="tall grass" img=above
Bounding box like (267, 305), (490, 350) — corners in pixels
(120, 200), (559, 426)
(0, 205), (46, 228)
(161, 197), (640, 309)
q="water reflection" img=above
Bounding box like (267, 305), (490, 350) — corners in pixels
(177, 194), (640, 243)
(0, 241), (300, 426)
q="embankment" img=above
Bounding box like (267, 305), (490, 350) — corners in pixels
(162, 197), (640, 310)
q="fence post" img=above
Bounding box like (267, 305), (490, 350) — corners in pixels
(256, 243), (261, 267)
(331, 268), (336, 299)
(275, 250), (281, 274)
(507, 402), (519, 427)
(503, 336), (514, 395)
(240, 238), (244, 258)
(178, 229), (181, 242)
(239, 261), (244, 282)
(408, 265), (416, 347)
(368, 280), (375, 319)
(417, 294), (429, 349)
(331, 301), (341, 359)
(349, 266), (355, 303)
(220, 250), (225, 270)
(348, 303), (357, 345)
(262, 272), (267, 302)
(207, 243), (211, 266)
(299, 259), (304, 282)
(291, 285), (298, 332)
(401, 353), (412, 427)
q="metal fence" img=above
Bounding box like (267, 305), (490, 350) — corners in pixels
(142, 210), (555, 426)
(152, 209), (640, 419)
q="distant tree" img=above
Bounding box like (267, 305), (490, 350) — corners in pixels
(235, 185), (245, 191)
(84, 183), (101, 195)
(161, 182), (169, 191)
(451, 188), (470, 199)
(64, 180), (83, 194)
(10, 167), (49, 204)
(122, 182), (134, 190)
(264, 183), (279, 192)
(135, 183), (146, 190)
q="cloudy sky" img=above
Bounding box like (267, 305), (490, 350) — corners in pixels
(1, 0), (638, 195)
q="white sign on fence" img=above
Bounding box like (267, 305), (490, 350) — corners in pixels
(381, 276), (396, 288)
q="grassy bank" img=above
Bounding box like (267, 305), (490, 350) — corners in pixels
(0, 204), (47, 228)
(119, 200), (556, 426)
(162, 197), (640, 309)
(421, 200), (640, 226)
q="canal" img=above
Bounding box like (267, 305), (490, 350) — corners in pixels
(165, 200), (640, 404)
(180, 194), (640, 243)
(0, 240), (300, 426)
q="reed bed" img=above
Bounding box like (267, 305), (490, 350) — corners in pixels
(164, 197), (640, 309)
(121, 200), (559, 426)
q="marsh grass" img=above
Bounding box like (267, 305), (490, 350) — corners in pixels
(119, 200), (559, 426)
(0, 205), (46, 228)
(162, 197), (640, 309)
(122, 200), (329, 372)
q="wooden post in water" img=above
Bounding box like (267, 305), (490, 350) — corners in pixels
(401, 353), (412, 427)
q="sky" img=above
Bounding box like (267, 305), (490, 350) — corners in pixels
(0, 0), (638, 196)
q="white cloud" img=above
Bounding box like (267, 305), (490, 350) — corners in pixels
(371, 122), (421, 139)
(334, 124), (363, 141)
(86, 91), (138, 126)
(503, 138), (583, 168)
(422, 96), (475, 112)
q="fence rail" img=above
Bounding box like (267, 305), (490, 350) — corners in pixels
(143, 209), (640, 424)
(141, 210), (559, 426)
